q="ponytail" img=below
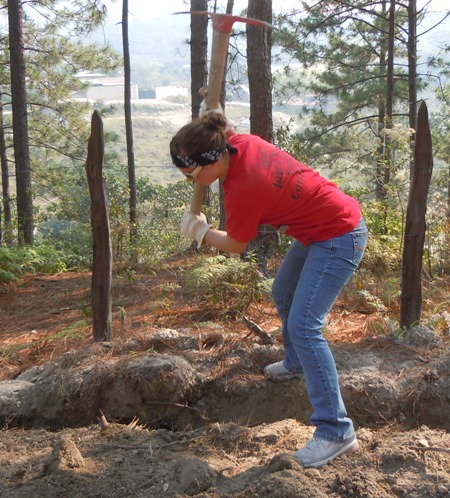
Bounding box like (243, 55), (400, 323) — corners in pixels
(170, 112), (228, 160)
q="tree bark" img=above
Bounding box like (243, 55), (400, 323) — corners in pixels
(247, 0), (273, 142)
(379, 0), (396, 202)
(190, 0), (211, 218)
(400, 102), (433, 329)
(0, 94), (12, 244)
(407, 0), (417, 167)
(85, 111), (112, 342)
(447, 158), (450, 271)
(243, 0), (277, 276)
(375, 0), (388, 202)
(8, 0), (34, 245)
(122, 0), (137, 245)
(190, 0), (208, 119)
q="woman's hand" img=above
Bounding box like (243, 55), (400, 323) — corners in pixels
(181, 211), (248, 253)
(181, 212), (211, 248)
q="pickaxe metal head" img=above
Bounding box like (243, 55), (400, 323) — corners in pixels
(188, 11), (273, 33)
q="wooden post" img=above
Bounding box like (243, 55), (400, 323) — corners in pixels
(85, 110), (112, 341)
(400, 102), (433, 328)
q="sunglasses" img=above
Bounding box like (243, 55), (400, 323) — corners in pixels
(182, 166), (203, 181)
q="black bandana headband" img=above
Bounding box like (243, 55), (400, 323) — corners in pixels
(171, 143), (227, 169)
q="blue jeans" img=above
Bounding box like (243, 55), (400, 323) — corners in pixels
(272, 218), (368, 442)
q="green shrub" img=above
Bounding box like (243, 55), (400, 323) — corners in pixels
(112, 179), (197, 269)
(0, 245), (68, 285)
(183, 255), (266, 319)
(35, 220), (93, 269)
(361, 199), (404, 275)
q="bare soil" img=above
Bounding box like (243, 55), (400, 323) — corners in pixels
(0, 254), (449, 497)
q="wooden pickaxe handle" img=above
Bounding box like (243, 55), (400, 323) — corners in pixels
(190, 183), (206, 215)
(185, 12), (272, 215)
(190, 14), (233, 215)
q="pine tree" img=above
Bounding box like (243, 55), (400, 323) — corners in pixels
(0, 0), (121, 244)
(273, 0), (421, 199)
(8, 0), (33, 245)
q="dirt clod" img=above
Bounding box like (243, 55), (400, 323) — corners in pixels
(43, 437), (85, 474)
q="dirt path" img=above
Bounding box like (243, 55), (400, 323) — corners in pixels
(0, 268), (449, 497)
(0, 418), (449, 497)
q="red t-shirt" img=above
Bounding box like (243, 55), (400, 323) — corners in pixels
(223, 134), (361, 245)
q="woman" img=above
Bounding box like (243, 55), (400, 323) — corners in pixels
(169, 112), (368, 468)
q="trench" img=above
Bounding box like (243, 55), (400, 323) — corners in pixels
(1, 336), (449, 433)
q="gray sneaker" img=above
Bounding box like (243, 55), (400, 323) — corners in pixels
(294, 436), (359, 468)
(264, 361), (303, 382)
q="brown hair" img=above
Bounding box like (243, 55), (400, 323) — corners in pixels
(169, 112), (228, 158)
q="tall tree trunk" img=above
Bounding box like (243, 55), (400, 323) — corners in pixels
(191, 0), (208, 119)
(407, 0), (417, 176)
(447, 157), (450, 271)
(400, 102), (433, 328)
(189, 0), (211, 222)
(122, 0), (137, 245)
(382, 0), (396, 197)
(247, 0), (273, 142)
(0, 94), (12, 244)
(217, 1), (235, 232)
(8, 0), (34, 245)
(224, 0), (234, 104)
(243, 0), (278, 276)
(375, 0), (387, 201)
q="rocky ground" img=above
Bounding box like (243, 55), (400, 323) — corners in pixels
(0, 261), (449, 497)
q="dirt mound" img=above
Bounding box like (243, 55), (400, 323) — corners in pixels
(1, 326), (449, 431)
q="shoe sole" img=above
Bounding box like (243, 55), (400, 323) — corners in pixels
(295, 439), (359, 468)
(264, 373), (303, 383)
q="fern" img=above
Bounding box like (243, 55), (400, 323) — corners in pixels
(0, 246), (67, 285)
(0, 268), (20, 284)
(184, 256), (266, 318)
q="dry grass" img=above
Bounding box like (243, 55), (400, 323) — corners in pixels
(1, 252), (449, 381)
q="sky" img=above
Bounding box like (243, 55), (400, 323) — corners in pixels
(102, 0), (450, 44)
(103, 0), (449, 23)
(104, 1), (270, 21)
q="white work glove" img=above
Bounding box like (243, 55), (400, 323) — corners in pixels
(181, 211), (212, 248)
(199, 99), (224, 117)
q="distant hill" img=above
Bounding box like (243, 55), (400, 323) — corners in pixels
(90, 15), (192, 65)
(91, 12), (448, 83)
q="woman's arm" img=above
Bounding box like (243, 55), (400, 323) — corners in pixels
(204, 228), (247, 254)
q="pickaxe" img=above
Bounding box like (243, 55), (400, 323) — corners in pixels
(176, 11), (272, 215)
